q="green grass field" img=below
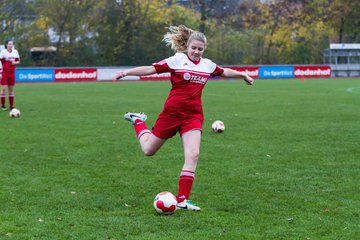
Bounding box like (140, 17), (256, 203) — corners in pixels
(1, 78), (359, 239)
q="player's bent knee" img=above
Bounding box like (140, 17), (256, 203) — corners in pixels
(142, 147), (157, 156)
(143, 151), (155, 157)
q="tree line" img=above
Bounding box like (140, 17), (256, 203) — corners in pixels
(0, 0), (359, 67)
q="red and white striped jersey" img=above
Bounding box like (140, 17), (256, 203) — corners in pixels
(0, 49), (20, 72)
(153, 52), (224, 120)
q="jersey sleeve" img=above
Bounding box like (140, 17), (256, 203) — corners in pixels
(210, 65), (224, 77)
(153, 54), (178, 74)
(153, 59), (171, 74)
(0, 61), (2, 72)
(14, 50), (20, 61)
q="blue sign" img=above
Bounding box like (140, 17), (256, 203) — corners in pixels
(16, 69), (54, 82)
(259, 66), (294, 79)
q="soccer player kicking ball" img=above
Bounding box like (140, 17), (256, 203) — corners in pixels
(115, 25), (254, 211)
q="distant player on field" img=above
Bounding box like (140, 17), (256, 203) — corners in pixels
(0, 60), (2, 83)
(0, 40), (20, 110)
(115, 25), (254, 211)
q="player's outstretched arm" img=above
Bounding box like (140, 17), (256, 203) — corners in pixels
(221, 68), (254, 85)
(114, 66), (156, 80)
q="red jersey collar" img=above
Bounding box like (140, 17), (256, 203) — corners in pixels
(186, 53), (201, 65)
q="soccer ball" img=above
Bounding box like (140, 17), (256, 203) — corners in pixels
(9, 108), (21, 118)
(212, 120), (225, 133)
(153, 191), (177, 215)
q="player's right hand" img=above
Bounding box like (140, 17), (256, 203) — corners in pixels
(114, 71), (127, 80)
(244, 75), (254, 85)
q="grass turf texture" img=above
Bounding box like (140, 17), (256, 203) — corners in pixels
(1, 78), (359, 239)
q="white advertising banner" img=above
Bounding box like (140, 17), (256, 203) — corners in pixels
(97, 67), (140, 81)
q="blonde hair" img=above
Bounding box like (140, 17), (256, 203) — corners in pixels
(162, 25), (207, 52)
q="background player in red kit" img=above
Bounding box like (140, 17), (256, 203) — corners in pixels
(115, 25), (254, 211)
(0, 40), (20, 110)
(0, 61), (2, 83)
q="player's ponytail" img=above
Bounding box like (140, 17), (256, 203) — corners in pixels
(163, 25), (207, 52)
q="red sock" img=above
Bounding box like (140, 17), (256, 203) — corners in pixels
(134, 119), (150, 140)
(1, 94), (5, 108)
(9, 94), (14, 109)
(177, 170), (195, 203)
